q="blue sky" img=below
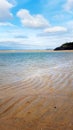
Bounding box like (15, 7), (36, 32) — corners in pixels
(0, 0), (73, 49)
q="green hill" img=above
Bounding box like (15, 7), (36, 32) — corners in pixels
(54, 42), (73, 50)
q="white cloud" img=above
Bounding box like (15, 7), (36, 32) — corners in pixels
(0, 22), (14, 26)
(17, 9), (50, 28)
(0, 0), (14, 21)
(44, 26), (67, 33)
(63, 0), (73, 11)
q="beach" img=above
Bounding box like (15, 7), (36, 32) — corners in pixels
(0, 51), (73, 130)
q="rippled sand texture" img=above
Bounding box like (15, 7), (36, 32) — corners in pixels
(0, 63), (73, 130)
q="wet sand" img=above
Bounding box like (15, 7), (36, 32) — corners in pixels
(0, 68), (73, 130)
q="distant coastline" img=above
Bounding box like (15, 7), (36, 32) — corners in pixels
(0, 49), (53, 53)
(0, 42), (73, 53)
(0, 49), (73, 53)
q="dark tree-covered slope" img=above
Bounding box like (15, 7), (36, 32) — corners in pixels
(54, 42), (73, 50)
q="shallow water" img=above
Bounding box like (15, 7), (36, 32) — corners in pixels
(0, 52), (73, 86)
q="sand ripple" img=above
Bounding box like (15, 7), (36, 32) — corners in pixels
(0, 64), (73, 130)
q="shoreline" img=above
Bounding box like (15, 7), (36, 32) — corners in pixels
(0, 49), (73, 53)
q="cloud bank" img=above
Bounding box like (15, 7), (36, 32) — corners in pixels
(44, 26), (67, 33)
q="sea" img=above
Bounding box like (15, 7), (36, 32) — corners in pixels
(0, 51), (73, 86)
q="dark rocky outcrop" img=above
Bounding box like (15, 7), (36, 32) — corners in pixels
(54, 42), (73, 50)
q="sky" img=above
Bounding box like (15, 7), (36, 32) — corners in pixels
(0, 0), (73, 50)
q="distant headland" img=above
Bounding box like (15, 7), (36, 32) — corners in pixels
(54, 42), (73, 50)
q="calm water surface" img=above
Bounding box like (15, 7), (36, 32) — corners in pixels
(0, 52), (73, 86)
